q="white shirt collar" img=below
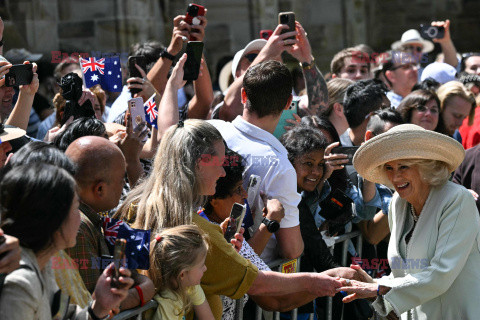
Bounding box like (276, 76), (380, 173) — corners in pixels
(232, 116), (287, 154)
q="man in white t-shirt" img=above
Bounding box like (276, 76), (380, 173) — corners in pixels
(210, 60), (304, 263)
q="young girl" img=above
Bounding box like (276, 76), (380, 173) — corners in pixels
(148, 225), (214, 320)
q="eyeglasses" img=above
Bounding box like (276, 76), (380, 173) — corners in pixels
(415, 105), (439, 114)
(403, 45), (423, 53)
(230, 184), (245, 197)
(244, 53), (258, 62)
(390, 63), (418, 71)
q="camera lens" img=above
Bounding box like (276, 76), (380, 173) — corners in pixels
(426, 27), (438, 38)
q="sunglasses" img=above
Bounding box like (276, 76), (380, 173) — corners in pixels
(462, 52), (480, 59)
(244, 53), (258, 62)
(404, 45), (423, 53)
(415, 105), (439, 114)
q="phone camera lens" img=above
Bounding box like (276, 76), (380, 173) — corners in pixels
(426, 27), (437, 38)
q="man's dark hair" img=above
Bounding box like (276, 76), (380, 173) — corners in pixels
(280, 126), (328, 165)
(5, 141), (76, 175)
(54, 117), (107, 151)
(366, 108), (404, 136)
(343, 79), (387, 128)
(243, 60), (293, 118)
(1, 163), (76, 253)
(130, 40), (164, 73)
(412, 77), (441, 92)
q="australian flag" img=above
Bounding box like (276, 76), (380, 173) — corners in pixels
(80, 56), (122, 92)
(144, 94), (158, 129)
(102, 217), (150, 270)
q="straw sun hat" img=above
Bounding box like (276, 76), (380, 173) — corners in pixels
(353, 124), (465, 187)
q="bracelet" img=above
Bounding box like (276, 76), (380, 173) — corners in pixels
(134, 285), (145, 307)
(87, 301), (109, 320)
(160, 49), (175, 61)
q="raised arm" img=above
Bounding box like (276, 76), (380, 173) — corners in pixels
(433, 19), (458, 68)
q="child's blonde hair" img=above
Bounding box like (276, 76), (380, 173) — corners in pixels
(149, 225), (209, 314)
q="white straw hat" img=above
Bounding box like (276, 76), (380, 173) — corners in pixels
(391, 29), (434, 53)
(353, 124), (464, 187)
(231, 39), (267, 78)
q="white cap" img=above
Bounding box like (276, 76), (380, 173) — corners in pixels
(421, 62), (457, 84)
(391, 29), (434, 53)
(231, 39), (268, 78)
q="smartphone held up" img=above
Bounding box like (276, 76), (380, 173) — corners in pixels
(185, 3), (206, 40)
(183, 41), (204, 81)
(278, 12), (296, 42)
(111, 238), (127, 288)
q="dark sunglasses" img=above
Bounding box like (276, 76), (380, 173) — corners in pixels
(244, 53), (258, 62)
(403, 45), (423, 53)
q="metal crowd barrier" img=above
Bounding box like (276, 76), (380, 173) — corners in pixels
(112, 231), (364, 320)
(233, 230), (364, 320)
(113, 299), (158, 320)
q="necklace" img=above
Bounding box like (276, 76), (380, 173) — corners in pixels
(410, 204), (419, 222)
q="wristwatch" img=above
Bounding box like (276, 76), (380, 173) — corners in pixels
(300, 57), (315, 70)
(262, 217), (280, 233)
(88, 301), (109, 320)
(160, 49), (175, 61)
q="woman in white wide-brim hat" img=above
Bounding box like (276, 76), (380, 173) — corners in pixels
(337, 123), (480, 319)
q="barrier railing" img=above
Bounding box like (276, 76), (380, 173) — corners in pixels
(234, 230), (364, 320)
(112, 231), (364, 320)
(112, 299), (158, 320)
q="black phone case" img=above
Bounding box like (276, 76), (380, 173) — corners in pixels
(183, 42), (204, 81)
(128, 56), (147, 96)
(279, 12), (296, 40)
(419, 25), (445, 40)
(331, 146), (359, 165)
(5, 64), (33, 87)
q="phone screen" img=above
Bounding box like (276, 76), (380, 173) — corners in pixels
(128, 97), (146, 133)
(330, 146), (359, 165)
(112, 238), (126, 287)
(183, 41), (204, 81)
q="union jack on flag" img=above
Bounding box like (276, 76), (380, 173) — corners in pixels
(102, 217), (122, 245)
(80, 55), (122, 92)
(80, 57), (105, 74)
(102, 217), (151, 269)
(143, 94), (158, 129)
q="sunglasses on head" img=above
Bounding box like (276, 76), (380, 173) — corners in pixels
(244, 53), (258, 62)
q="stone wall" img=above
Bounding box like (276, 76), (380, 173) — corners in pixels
(1, 0), (479, 75)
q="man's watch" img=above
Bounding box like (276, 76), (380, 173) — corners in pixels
(160, 49), (175, 61)
(88, 301), (109, 320)
(262, 217), (280, 233)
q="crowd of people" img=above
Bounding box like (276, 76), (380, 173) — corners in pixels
(0, 7), (479, 320)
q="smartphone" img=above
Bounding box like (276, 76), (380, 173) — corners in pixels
(273, 97), (299, 139)
(112, 238), (126, 288)
(128, 55), (147, 97)
(185, 3), (206, 40)
(183, 41), (204, 81)
(5, 64), (33, 87)
(278, 12), (296, 41)
(128, 97), (146, 133)
(419, 24), (445, 40)
(247, 174), (262, 206)
(331, 146), (360, 165)
(260, 29), (273, 40)
(224, 203), (247, 242)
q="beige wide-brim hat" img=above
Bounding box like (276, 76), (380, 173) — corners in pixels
(391, 29), (434, 53)
(0, 126), (26, 142)
(353, 124), (465, 187)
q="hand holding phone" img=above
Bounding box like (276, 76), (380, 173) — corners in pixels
(5, 64), (33, 87)
(330, 146), (359, 166)
(185, 3), (206, 40)
(183, 41), (204, 81)
(128, 97), (146, 133)
(278, 12), (296, 42)
(128, 56), (147, 97)
(224, 203), (246, 242)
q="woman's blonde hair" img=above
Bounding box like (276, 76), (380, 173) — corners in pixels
(321, 78), (354, 117)
(437, 81), (476, 125)
(115, 119), (224, 233)
(381, 159), (450, 187)
(149, 225), (209, 315)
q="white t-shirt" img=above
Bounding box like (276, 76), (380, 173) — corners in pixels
(209, 116), (301, 263)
